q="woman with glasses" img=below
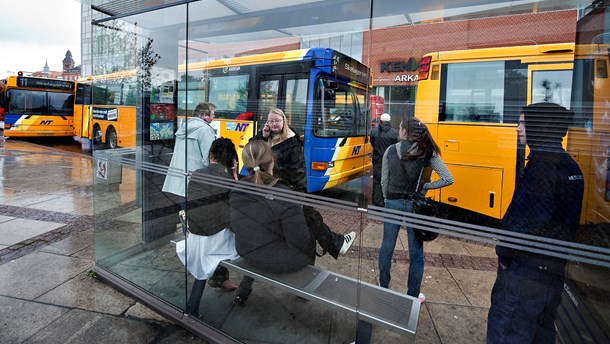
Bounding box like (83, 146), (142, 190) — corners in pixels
(252, 107), (307, 192)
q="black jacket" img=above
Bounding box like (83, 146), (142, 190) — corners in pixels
(370, 121), (398, 178)
(186, 164), (232, 236)
(229, 183), (315, 274)
(498, 144), (584, 273)
(253, 130), (307, 192)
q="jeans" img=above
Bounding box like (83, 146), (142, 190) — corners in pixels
(487, 260), (564, 344)
(186, 279), (206, 317)
(378, 198), (424, 298)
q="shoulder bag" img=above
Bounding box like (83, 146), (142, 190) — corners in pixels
(410, 159), (439, 242)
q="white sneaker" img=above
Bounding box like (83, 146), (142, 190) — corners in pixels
(419, 293), (426, 304)
(339, 231), (356, 255)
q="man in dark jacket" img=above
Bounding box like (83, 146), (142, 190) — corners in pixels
(370, 113), (398, 206)
(487, 103), (584, 343)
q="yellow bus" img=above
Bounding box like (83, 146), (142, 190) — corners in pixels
(76, 48), (373, 192)
(174, 47), (372, 192)
(1, 75), (75, 137)
(414, 43), (575, 220)
(74, 70), (138, 149)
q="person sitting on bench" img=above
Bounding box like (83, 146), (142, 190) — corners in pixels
(229, 140), (356, 306)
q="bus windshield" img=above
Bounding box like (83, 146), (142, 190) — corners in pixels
(314, 78), (367, 137)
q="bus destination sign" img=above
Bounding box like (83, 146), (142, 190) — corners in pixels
(17, 77), (75, 91)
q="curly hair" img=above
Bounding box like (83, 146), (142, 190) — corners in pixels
(209, 137), (239, 172)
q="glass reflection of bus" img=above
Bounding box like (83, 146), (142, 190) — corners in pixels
(74, 70), (138, 149)
(414, 43), (575, 221)
(1, 75), (75, 137)
(177, 48), (372, 192)
(571, 13), (610, 226)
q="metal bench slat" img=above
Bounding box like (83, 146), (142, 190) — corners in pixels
(220, 258), (419, 337)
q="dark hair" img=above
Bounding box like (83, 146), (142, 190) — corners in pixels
(400, 117), (441, 160)
(194, 102), (216, 118)
(521, 102), (573, 147)
(210, 137), (238, 173)
(241, 140), (278, 186)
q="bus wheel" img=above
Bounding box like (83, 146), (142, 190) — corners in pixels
(107, 127), (118, 149)
(92, 125), (104, 149)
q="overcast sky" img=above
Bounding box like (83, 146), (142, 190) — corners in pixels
(0, 0), (81, 79)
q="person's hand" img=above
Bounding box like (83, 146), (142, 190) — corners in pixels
(262, 122), (271, 138)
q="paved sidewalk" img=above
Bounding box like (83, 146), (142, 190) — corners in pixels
(0, 140), (498, 343)
(0, 141), (209, 344)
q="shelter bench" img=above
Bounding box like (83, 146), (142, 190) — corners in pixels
(219, 258), (420, 338)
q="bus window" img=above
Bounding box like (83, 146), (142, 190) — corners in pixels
(92, 86), (106, 105)
(208, 74), (249, 119)
(123, 83), (138, 106)
(531, 69), (572, 108)
(443, 61), (506, 123)
(48, 92), (74, 115)
(258, 79), (280, 119)
(107, 84), (122, 105)
(285, 77), (308, 135)
(76, 84), (91, 105)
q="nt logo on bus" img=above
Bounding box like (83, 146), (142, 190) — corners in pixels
(39, 120), (53, 125)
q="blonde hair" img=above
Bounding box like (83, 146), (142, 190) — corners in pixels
(242, 140), (278, 186)
(268, 108), (291, 146)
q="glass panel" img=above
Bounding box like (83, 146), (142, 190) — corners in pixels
(92, 4), (188, 318)
(87, 1), (610, 344)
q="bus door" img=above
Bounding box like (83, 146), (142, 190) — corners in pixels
(74, 83), (92, 141)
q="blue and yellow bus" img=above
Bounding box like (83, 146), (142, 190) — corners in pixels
(1, 75), (76, 137)
(176, 48), (373, 192)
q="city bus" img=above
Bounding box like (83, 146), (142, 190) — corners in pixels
(174, 47), (373, 192)
(414, 43), (575, 220)
(74, 70), (138, 149)
(74, 48), (372, 193)
(1, 75), (76, 137)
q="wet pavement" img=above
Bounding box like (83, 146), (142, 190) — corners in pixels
(0, 139), (503, 344)
(0, 140), (209, 344)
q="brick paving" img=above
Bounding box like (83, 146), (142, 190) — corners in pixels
(346, 242), (498, 271)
